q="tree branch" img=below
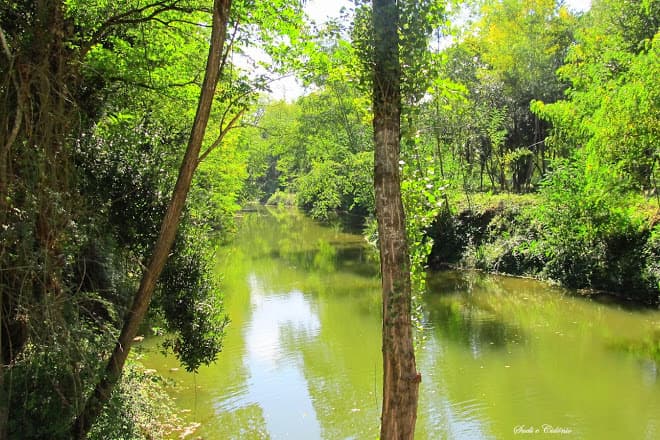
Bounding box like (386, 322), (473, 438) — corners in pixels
(107, 75), (201, 91)
(0, 24), (23, 190)
(72, 0), (234, 436)
(197, 108), (245, 164)
(152, 17), (213, 28)
(219, 21), (241, 79)
(2, 88), (22, 154)
(0, 25), (11, 60)
(80, 1), (207, 57)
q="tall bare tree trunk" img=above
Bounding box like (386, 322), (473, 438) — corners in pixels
(72, 0), (233, 437)
(372, 0), (420, 438)
(0, 313), (5, 440)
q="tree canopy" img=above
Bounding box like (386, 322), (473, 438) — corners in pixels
(0, 0), (658, 437)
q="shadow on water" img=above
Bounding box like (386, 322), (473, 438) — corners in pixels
(267, 246), (378, 279)
(425, 300), (525, 350)
(316, 209), (369, 235)
(587, 290), (659, 311)
(426, 269), (660, 364)
(424, 271), (526, 352)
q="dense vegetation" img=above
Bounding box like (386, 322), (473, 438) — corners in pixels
(0, 0), (305, 437)
(242, 0), (659, 303)
(0, 0), (657, 437)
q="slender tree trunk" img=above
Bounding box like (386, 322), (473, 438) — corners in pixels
(372, 1), (420, 438)
(71, 0), (233, 437)
(0, 312), (6, 440)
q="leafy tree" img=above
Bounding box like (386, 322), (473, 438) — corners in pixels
(74, 0), (309, 434)
(73, 0), (235, 434)
(440, 0), (576, 191)
(242, 62), (374, 219)
(523, 0), (660, 300)
(1, 0), (305, 437)
(533, 0), (659, 195)
(240, 100), (300, 201)
(293, 86), (374, 217)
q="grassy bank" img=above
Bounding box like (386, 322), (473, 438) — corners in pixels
(427, 193), (660, 305)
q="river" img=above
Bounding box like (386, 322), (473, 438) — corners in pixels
(142, 207), (660, 439)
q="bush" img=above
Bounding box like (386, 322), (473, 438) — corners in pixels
(89, 360), (188, 440)
(266, 190), (297, 206)
(5, 305), (187, 440)
(157, 227), (229, 372)
(295, 160), (347, 219)
(535, 160), (657, 300)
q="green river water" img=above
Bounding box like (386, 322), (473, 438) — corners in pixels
(142, 207), (660, 439)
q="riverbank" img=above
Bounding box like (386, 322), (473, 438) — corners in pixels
(426, 194), (660, 306)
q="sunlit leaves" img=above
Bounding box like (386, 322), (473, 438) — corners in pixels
(534, 0), (660, 193)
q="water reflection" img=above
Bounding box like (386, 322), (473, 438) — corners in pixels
(237, 276), (322, 438)
(236, 207), (377, 280)
(419, 270), (660, 440)
(245, 276), (320, 362)
(425, 297), (525, 354)
(141, 208), (660, 440)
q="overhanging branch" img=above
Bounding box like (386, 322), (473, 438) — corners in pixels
(197, 108), (245, 164)
(81, 1), (209, 57)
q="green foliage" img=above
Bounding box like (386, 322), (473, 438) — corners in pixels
(6, 295), (118, 439)
(76, 119), (173, 255)
(400, 145), (449, 293)
(3, 0), (658, 434)
(402, 0), (659, 303)
(294, 153), (374, 219)
(427, 189), (659, 303)
(489, 0), (660, 301)
(158, 230), (228, 372)
(89, 360), (187, 440)
(295, 160), (348, 219)
(533, 0), (660, 194)
(398, 0), (447, 103)
(243, 83), (374, 220)
(1, 0), (306, 436)
(266, 190), (297, 206)
(433, 0), (577, 192)
(351, 0), (447, 103)
(643, 226), (660, 294)
(536, 160), (653, 293)
(240, 101), (300, 201)
(76, 107), (230, 374)
(193, 135), (247, 232)
(346, 151), (376, 214)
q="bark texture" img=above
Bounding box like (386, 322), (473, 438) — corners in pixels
(72, 0), (233, 436)
(372, 0), (421, 438)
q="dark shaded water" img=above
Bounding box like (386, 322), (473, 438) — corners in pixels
(143, 207), (660, 439)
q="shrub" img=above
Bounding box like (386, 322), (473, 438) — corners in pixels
(266, 190), (297, 207)
(89, 360), (187, 440)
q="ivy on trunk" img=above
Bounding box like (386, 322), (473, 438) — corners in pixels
(372, 0), (420, 438)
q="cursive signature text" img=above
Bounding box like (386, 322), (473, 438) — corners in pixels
(513, 424), (573, 435)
